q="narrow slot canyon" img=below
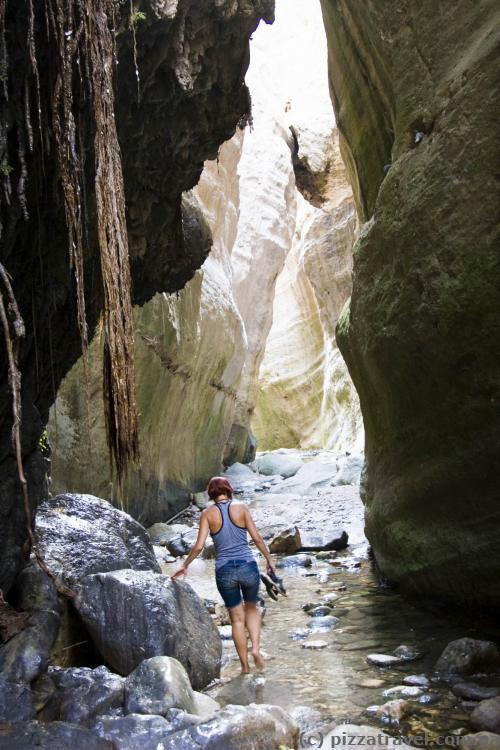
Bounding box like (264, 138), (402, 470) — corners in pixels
(0, 0), (499, 748)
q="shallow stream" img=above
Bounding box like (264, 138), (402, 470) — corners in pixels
(163, 453), (500, 742)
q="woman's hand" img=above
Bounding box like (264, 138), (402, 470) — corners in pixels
(171, 564), (188, 580)
(266, 561), (276, 577)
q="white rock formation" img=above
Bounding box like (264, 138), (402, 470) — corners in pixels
(48, 0), (363, 519)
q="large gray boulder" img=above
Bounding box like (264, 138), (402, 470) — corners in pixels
(36, 494), (160, 588)
(471, 698), (500, 734)
(0, 564), (59, 684)
(332, 454), (364, 486)
(93, 714), (176, 750)
(299, 528), (348, 552)
(155, 703), (298, 750)
(75, 571), (221, 689)
(0, 678), (36, 723)
(276, 461), (339, 495)
(93, 705), (297, 750)
(124, 657), (195, 715)
(39, 665), (125, 725)
(255, 452), (303, 478)
(0, 564), (60, 723)
(0, 721), (111, 749)
(435, 639), (500, 675)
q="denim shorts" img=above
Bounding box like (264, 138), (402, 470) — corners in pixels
(215, 559), (260, 609)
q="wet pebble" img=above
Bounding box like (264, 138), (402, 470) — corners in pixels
(383, 685), (424, 698)
(301, 640), (329, 650)
(309, 605), (334, 617)
(308, 615), (340, 632)
(218, 625), (233, 640)
(418, 692), (441, 705)
(277, 554), (312, 568)
(375, 698), (411, 725)
(394, 644), (422, 662)
(403, 675), (430, 688)
(367, 654), (406, 668)
(288, 628), (312, 640)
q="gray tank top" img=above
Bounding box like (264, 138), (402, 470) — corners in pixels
(210, 501), (255, 570)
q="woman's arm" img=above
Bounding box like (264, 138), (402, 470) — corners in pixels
(171, 511), (210, 579)
(244, 506), (275, 574)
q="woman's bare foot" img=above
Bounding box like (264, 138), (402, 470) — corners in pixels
(251, 648), (265, 671)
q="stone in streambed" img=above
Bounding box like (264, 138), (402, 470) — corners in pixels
(301, 640), (328, 650)
(461, 733), (500, 750)
(308, 615), (340, 632)
(471, 697), (500, 733)
(383, 685), (424, 698)
(277, 554), (312, 568)
(148, 523), (190, 546)
(254, 452), (304, 478)
(367, 654), (406, 668)
(0, 721), (111, 749)
(39, 665), (125, 724)
(375, 699), (411, 725)
(159, 703), (298, 749)
(403, 675), (430, 688)
(75, 570), (221, 689)
(269, 525), (301, 554)
(309, 605), (334, 617)
(393, 644), (422, 662)
(452, 682), (500, 702)
(212, 674), (265, 707)
(332, 454), (364, 486)
(300, 528), (348, 552)
(92, 713), (176, 749)
(124, 656), (195, 715)
(193, 692), (220, 719)
(435, 639), (500, 675)
(276, 461), (339, 495)
(289, 628), (312, 640)
(218, 625), (233, 640)
(153, 545), (176, 565)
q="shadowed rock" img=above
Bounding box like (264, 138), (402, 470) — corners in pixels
(435, 639), (500, 675)
(75, 571), (221, 689)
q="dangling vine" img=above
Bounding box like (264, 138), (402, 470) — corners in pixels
(0, 0), (141, 586)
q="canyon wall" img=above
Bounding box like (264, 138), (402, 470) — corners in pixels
(0, 0), (273, 593)
(49, 0), (363, 520)
(321, 0), (500, 613)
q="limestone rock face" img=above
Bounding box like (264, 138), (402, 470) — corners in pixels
(251, 0), (362, 453)
(49, 133), (248, 520)
(321, 0), (500, 613)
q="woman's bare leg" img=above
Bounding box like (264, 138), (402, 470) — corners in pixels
(228, 604), (250, 673)
(245, 602), (264, 669)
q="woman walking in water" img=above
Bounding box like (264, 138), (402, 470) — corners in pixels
(171, 476), (275, 673)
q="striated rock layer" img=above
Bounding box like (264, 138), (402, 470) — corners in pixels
(321, 0), (500, 613)
(0, 0), (273, 593)
(251, 0), (362, 451)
